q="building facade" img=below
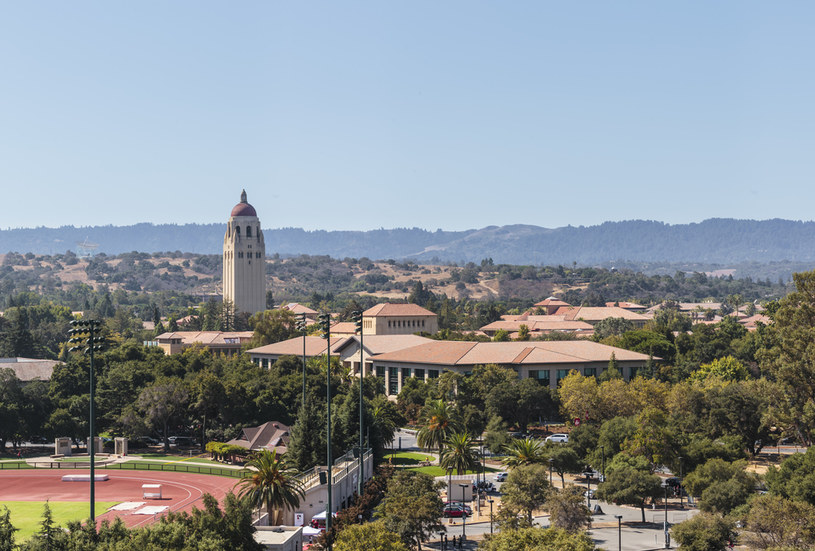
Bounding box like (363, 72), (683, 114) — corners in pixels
(223, 190), (266, 315)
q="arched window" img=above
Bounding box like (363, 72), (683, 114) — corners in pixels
(246, 226), (252, 237)
(235, 226), (241, 236)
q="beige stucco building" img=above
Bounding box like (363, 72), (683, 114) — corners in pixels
(223, 190), (266, 315)
(362, 303), (437, 335)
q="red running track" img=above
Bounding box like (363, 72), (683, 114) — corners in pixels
(0, 469), (241, 528)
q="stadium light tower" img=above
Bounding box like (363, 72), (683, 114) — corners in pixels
(67, 319), (105, 522)
(318, 312), (333, 550)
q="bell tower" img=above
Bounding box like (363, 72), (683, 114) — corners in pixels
(223, 190), (266, 315)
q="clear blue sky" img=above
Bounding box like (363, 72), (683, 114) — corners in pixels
(1, 2), (813, 231)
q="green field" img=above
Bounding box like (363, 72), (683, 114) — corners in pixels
(385, 452), (498, 476)
(135, 453), (223, 466)
(0, 501), (119, 541)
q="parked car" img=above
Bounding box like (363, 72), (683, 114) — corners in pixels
(445, 501), (472, 514)
(168, 436), (197, 447)
(474, 481), (495, 492)
(545, 433), (569, 444)
(495, 472), (508, 482)
(443, 504), (471, 518)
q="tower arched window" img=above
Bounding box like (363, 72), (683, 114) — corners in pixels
(246, 226), (252, 237)
(236, 226), (241, 237)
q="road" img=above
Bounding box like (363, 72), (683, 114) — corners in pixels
(426, 471), (698, 550)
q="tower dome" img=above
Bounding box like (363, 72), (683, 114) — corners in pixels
(230, 189), (257, 217)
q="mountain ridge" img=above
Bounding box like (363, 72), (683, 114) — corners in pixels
(2, 218), (814, 266)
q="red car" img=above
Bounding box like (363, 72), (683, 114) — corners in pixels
(443, 503), (471, 518)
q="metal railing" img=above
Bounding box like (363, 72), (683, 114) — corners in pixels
(0, 461), (32, 470)
(101, 461), (250, 478)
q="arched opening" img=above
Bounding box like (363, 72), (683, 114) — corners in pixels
(246, 226), (252, 237)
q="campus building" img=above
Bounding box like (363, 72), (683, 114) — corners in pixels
(223, 190), (266, 315)
(369, 340), (653, 396)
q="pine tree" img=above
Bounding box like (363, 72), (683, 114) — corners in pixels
(287, 395), (326, 471)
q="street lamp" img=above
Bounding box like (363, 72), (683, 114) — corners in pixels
(549, 458), (554, 486)
(662, 479), (670, 549)
(601, 445), (605, 482)
(488, 499), (494, 534)
(585, 472), (593, 509)
(67, 318), (104, 523)
(678, 456), (684, 509)
(459, 483), (468, 541)
(614, 515), (623, 551)
(439, 531), (446, 550)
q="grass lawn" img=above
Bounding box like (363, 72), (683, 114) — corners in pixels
(136, 453), (222, 466)
(383, 452), (499, 476)
(0, 460), (31, 470)
(0, 501), (119, 541)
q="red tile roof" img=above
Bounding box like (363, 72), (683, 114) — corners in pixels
(372, 340), (652, 366)
(363, 303), (437, 317)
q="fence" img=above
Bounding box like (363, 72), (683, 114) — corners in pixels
(101, 462), (249, 478)
(0, 461), (31, 470)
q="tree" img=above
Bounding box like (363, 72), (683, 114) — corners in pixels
(596, 460), (662, 522)
(286, 395), (326, 471)
(0, 369), (24, 451)
(690, 356), (750, 382)
(745, 494), (815, 550)
(248, 308), (297, 347)
(236, 449), (304, 525)
(26, 502), (66, 551)
(765, 447), (815, 505)
(683, 458), (755, 514)
(759, 270), (815, 445)
(484, 416), (511, 454)
(493, 329), (510, 342)
(439, 432), (478, 475)
(671, 512), (734, 551)
(545, 444), (581, 488)
(546, 486), (590, 532)
(502, 437), (545, 468)
(479, 526), (597, 551)
(516, 324), (530, 341)
(334, 521), (410, 551)
(136, 379), (189, 451)
(416, 400), (459, 455)
(375, 471), (444, 551)
(501, 464), (551, 524)
(0, 506), (16, 551)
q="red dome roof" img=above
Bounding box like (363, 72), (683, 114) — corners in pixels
(231, 203), (257, 217)
(230, 189), (257, 217)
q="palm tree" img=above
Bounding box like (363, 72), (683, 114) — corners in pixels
(417, 399), (459, 455)
(236, 449), (304, 525)
(440, 432), (479, 475)
(502, 437), (545, 468)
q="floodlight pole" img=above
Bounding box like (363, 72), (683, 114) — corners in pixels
(319, 313), (333, 551)
(68, 319), (102, 523)
(297, 313), (307, 408)
(353, 311), (365, 498)
(89, 324), (96, 522)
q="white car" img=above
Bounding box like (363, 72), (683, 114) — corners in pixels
(495, 472), (508, 482)
(545, 433), (569, 444)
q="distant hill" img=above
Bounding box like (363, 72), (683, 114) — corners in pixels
(2, 218), (815, 266)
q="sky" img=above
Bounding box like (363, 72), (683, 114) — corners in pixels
(1, 2), (814, 232)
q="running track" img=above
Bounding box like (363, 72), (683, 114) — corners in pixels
(0, 469), (241, 528)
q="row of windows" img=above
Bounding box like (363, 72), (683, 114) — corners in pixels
(387, 319), (426, 328)
(224, 251), (263, 260)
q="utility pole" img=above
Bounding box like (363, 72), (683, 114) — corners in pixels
(318, 313), (333, 551)
(67, 319), (104, 522)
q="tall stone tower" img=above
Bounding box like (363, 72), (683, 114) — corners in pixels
(223, 190), (266, 315)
